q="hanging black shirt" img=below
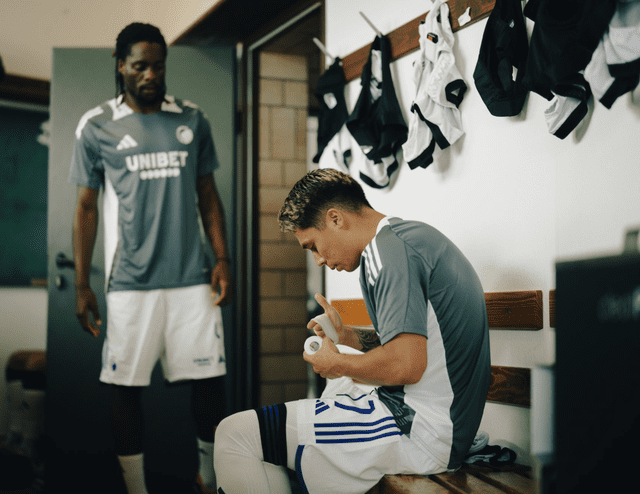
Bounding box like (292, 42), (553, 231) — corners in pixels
(346, 35), (407, 188)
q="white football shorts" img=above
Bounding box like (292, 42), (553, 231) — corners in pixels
(100, 284), (226, 386)
(294, 376), (448, 493)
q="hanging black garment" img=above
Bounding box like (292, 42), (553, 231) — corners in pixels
(346, 35), (408, 189)
(473, 0), (529, 116)
(584, 0), (640, 110)
(313, 58), (350, 164)
(522, 0), (616, 100)
(544, 72), (592, 139)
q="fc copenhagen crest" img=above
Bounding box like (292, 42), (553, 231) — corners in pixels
(176, 125), (194, 145)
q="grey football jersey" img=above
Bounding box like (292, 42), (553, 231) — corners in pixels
(69, 96), (218, 291)
(360, 217), (491, 470)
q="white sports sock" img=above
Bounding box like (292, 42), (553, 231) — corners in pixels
(197, 437), (216, 490)
(6, 380), (24, 446)
(214, 410), (292, 494)
(21, 389), (45, 458)
(118, 453), (149, 494)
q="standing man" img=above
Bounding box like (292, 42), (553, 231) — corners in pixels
(69, 23), (230, 494)
(213, 168), (491, 493)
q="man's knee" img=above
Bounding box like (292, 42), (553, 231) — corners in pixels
(215, 404), (288, 467)
(214, 412), (241, 443)
(214, 410), (260, 459)
(112, 384), (143, 401)
(215, 410), (257, 443)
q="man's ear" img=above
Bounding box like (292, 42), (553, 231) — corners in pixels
(325, 208), (345, 229)
(117, 59), (125, 75)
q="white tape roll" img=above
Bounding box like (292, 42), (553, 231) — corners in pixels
(311, 313), (339, 344)
(304, 335), (323, 355)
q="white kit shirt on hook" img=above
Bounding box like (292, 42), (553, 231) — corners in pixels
(403, 0), (467, 170)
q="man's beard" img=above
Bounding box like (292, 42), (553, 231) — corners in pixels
(133, 82), (167, 107)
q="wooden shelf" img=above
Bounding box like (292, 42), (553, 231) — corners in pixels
(0, 73), (50, 106)
(484, 290), (543, 330)
(332, 290), (544, 330)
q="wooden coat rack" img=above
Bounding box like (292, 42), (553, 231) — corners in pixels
(339, 0), (497, 82)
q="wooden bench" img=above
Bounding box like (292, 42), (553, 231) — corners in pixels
(330, 290), (554, 494)
(366, 462), (534, 494)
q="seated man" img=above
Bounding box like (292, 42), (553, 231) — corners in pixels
(214, 169), (491, 494)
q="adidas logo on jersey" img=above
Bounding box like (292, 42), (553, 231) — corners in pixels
(116, 134), (138, 150)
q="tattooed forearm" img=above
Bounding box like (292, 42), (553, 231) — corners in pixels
(352, 326), (381, 352)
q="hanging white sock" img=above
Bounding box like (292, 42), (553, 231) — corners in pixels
(197, 437), (216, 491)
(118, 453), (149, 494)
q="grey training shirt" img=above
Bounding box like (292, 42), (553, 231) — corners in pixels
(360, 217), (491, 470)
(69, 96), (218, 291)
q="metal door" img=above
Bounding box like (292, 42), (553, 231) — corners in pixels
(46, 45), (236, 492)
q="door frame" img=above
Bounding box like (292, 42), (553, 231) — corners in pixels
(237, 0), (324, 409)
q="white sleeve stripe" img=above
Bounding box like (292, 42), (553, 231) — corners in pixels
(365, 239), (383, 277)
(371, 237), (383, 274)
(365, 245), (378, 278)
(75, 106), (104, 139)
(362, 250), (376, 286)
(108, 97), (134, 121)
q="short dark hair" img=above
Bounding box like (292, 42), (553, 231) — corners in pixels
(278, 169), (373, 232)
(114, 22), (167, 98)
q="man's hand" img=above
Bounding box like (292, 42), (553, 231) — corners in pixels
(303, 335), (341, 379)
(308, 293), (345, 344)
(75, 285), (101, 337)
(210, 260), (232, 306)
(196, 174), (232, 307)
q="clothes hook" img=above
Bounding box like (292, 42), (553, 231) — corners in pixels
(458, 6), (472, 27)
(312, 37), (334, 61)
(359, 11), (382, 36)
(623, 227), (640, 253)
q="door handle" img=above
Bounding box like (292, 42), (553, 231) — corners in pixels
(56, 252), (75, 269)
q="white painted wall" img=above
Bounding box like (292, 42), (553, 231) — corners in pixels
(0, 288), (48, 435)
(323, 0), (640, 466)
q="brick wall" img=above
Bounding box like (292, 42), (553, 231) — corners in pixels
(257, 52), (311, 406)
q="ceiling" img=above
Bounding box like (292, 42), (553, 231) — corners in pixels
(0, 0), (324, 108)
(260, 8), (321, 57)
(173, 0), (323, 111)
(173, 0), (319, 46)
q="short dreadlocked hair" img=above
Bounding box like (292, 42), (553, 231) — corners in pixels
(114, 22), (167, 99)
(278, 169), (373, 233)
